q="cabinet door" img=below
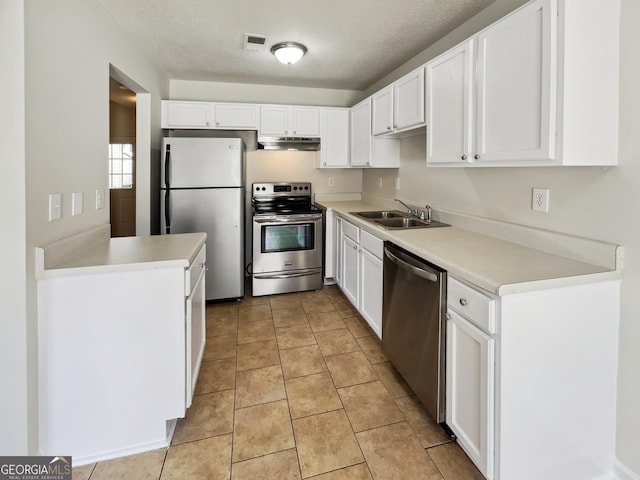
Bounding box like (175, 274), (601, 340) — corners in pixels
(426, 40), (474, 165)
(185, 265), (206, 409)
(163, 101), (213, 128)
(334, 217), (343, 286)
(350, 99), (372, 166)
(372, 85), (394, 135)
(394, 68), (425, 131)
(475, 0), (555, 163)
(290, 107), (320, 136)
(319, 108), (350, 168)
(259, 106), (289, 135)
(214, 103), (258, 129)
(446, 310), (495, 478)
(360, 248), (382, 338)
(341, 233), (360, 307)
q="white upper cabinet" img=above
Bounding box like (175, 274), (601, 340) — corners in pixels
(162, 101), (214, 129)
(318, 108), (350, 168)
(426, 0), (620, 167)
(162, 101), (257, 130)
(350, 98), (400, 168)
(372, 86), (394, 135)
(213, 103), (258, 129)
(475, 0), (554, 163)
(372, 68), (425, 136)
(426, 40), (474, 164)
(259, 105), (320, 136)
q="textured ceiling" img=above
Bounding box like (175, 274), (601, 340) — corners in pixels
(99, 0), (494, 91)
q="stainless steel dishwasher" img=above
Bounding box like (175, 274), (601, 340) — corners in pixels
(382, 243), (447, 423)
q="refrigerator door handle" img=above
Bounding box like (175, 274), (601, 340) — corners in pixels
(164, 190), (171, 234)
(164, 144), (171, 189)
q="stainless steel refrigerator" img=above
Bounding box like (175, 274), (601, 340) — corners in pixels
(161, 137), (244, 301)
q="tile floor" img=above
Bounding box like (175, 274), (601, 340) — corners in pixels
(72, 285), (484, 480)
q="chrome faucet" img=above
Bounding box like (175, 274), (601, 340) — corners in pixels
(420, 204), (432, 223)
(395, 198), (417, 216)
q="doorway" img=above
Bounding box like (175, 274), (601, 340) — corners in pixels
(109, 77), (136, 237)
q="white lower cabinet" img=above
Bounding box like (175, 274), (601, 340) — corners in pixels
(446, 308), (495, 479)
(338, 218), (383, 338)
(37, 243), (206, 463)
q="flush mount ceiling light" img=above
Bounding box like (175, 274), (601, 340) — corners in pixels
(271, 42), (307, 65)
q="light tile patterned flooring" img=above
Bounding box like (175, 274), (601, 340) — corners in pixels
(72, 285), (484, 480)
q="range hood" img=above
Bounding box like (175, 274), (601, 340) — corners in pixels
(257, 136), (321, 151)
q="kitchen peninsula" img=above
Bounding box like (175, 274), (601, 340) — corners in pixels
(36, 225), (206, 465)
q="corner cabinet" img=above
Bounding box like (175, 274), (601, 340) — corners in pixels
(350, 98), (399, 168)
(426, 0), (620, 167)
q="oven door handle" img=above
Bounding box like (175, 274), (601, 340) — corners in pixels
(253, 215), (322, 224)
(253, 271), (320, 280)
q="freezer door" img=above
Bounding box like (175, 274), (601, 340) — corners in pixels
(161, 187), (244, 300)
(162, 137), (243, 188)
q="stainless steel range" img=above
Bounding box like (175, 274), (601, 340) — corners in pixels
(251, 182), (323, 296)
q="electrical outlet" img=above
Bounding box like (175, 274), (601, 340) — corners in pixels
(328, 177), (334, 187)
(532, 188), (550, 212)
(395, 177), (400, 190)
(378, 177), (383, 188)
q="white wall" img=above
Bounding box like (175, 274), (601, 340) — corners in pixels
(362, 0), (640, 475)
(0, 0), (30, 455)
(0, 0), (170, 454)
(170, 79), (361, 108)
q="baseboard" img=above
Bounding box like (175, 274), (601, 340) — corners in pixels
(70, 438), (169, 467)
(614, 459), (640, 480)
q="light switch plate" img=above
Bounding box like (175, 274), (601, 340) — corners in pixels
(49, 193), (62, 221)
(72, 192), (83, 216)
(95, 189), (105, 209)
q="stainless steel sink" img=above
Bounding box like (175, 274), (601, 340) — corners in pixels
(374, 217), (450, 229)
(349, 210), (450, 229)
(352, 210), (406, 219)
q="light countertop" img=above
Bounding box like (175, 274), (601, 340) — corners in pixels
(318, 200), (620, 296)
(36, 228), (207, 279)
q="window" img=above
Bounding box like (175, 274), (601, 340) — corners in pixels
(109, 143), (134, 189)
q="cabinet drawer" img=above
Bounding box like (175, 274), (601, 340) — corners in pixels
(342, 219), (360, 243)
(185, 245), (206, 296)
(448, 277), (495, 333)
(360, 230), (383, 259)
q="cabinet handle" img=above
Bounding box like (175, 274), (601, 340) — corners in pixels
(459, 298), (467, 306)
(387, 126), (392, 131)
(216, 122), (219, 126)
(293, 130), (296, 135)
(354, 245), (358, 250)
(393, 124), (397, 129)
(461, 155), (467, 160)
(445, 313), (451, 320)
(474, 154), (480, 160)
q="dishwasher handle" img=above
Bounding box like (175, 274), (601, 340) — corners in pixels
(384, 247), (439, 283)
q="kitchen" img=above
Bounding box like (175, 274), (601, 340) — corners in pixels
(1, 0), (639, 479)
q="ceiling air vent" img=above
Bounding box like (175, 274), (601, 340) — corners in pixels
(244, 33), (268, 51)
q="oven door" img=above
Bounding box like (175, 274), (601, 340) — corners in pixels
(252, 214), (323, 274)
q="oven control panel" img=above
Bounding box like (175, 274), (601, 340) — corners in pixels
(253, 182), (312, 196)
